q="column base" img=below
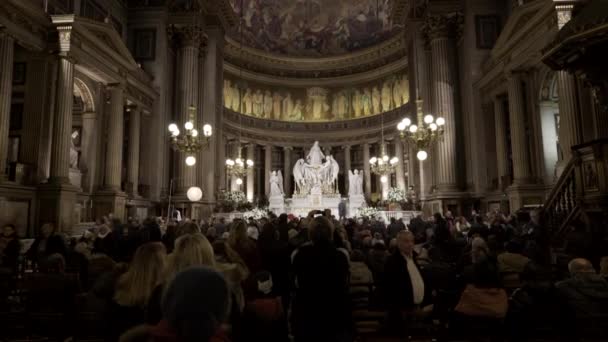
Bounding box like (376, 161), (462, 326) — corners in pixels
(37, 182), (79, 234)
(93, 190), (127, 223)
(506, 184), (547, 213)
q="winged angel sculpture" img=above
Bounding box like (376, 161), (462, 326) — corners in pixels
(293, 141), (340, 195)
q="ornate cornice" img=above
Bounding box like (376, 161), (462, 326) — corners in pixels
(223, 34), (407, 78)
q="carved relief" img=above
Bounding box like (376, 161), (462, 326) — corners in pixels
(167, 25), (206, 49)
(422, 12), (464, 42)
(223, 70), (409, 122)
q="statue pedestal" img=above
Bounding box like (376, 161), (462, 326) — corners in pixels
(269, 195), (285, 215)
(69, 168), (82, 189)
(349, 194), (366, 217)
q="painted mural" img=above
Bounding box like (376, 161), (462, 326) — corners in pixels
(229, 0), (401, 57)
(223, 72), (410, 122)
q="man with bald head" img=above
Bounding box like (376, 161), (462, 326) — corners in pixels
(555, 257), (608, 336)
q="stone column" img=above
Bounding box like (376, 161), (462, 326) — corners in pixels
(343, 145), (351, 194)
(283, 146), (293, 196)
(127, 106), (141, 196)
(246, 144), (255, 202)
(494, 97), (510, 189)
(170, 25), (202, 194)
(507, 72), (533, 185)
(426, 14), (461, 193)
(394, 139), (406, 191)
(362, 143), (371, 197)
(201, 26), (223, 205)
(81, 112), (98, 194)
(48, 56), (76, 184)
(104, 85), (125, 190)
(0, 32), (14, 181)
(264, 145), (272, 196)
(556, 72), (582, 161)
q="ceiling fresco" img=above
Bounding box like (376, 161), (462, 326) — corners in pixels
(229, 0), (402, 57)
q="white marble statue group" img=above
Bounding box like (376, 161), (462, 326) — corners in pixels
(348, 169), (364, 197)
(269, 170), (284, 197)
(292, 141), (340, 196)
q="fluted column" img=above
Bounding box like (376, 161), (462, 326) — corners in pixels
(363, 143), (371, 197)
(127, 107), (141, 196)
(48, 56), (76, 184)
(343, 145), (351, 194)
(494, 97), (510, 188)
(283, 146), (293, 196)
(104, 85), (125, 190)
(81, 112), (98, 193)
(507, 72), (533, 185)
(557, 72), (582, 160)
(170, 25), (202, 193)
(426, 14), (461, 192)
(264, 145), (272, 196)
(394, 140), (406, 191)
(0, 32), (14, 181)
(246, 144), (255, 202)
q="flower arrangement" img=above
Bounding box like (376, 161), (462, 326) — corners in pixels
(216, 190), (247, 212)
(243, 207), (269, 220)
(358, 207), (379, 218)
(223, 190), (246, 203)
(387, 187), (406, 202)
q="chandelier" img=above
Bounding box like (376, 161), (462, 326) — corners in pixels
(397, 98), (445, 161)
(370, 143), (399, 183)
(225, 145), (254, 185)
(168, 105), (212, 166)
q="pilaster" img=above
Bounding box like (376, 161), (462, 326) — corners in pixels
(506, 71), (533, 185)
(246, 143), (255, 202)
(264, 145), (272, 196)
(127, 106), (141, 196)
(0, 31), (14, 182)
(362, 143), (371, 197)
(494, 96), (510, 189)
(283, 146), (293, 196)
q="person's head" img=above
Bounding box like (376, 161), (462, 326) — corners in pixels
(308, 216), (334, 245)
(177, 222), (201, 237)
(40, 223), (54, 238)
(166, 234), (215, 281)
(472, 259), (501, 288)
(390, 217), (396, 224)
(2, 224), (16, 238)
(114, 242), (166, 307)
(396, 230), (415, 256)
(530, 209), (540, 225)
(39, 253), (66, 273)
(568, 258), (596, 277)
(162, 267), (230, 342)
(505, 239), (524, 254)
(246, 226), (259, 241)
(351, 249), (366, 262)
(472, 237), (489, 263)
(228, 220), (249, 247)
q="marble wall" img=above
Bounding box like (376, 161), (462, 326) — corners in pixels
(223, 71), (409, 122)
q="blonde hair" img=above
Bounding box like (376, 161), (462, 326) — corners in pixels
(114, 242), (166, 307)
(165, 233), (215, 282)
(228, 220), (250, 249)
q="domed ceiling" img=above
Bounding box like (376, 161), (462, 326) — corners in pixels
(229, 0), (402, 58)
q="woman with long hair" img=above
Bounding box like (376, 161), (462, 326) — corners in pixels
(108, 242), (166, 340)
(228, 220), (261, 276)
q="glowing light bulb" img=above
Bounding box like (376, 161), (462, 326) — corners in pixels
(191, 129), (198, 137)
(402, 118), (412, 127)
(382, 155), (389, 162)
(184, 121), (194, 130)
(390, 157), (398, 164)
(409, 125), (418, 133)
(417, 150), (428, 161)
(430, 123), (438, 131)
(203, 124), (212, 137)
(185, 156), (196, 166)
(380, 175), (388, 183)
(436, 117), (445, 126)
(424, 114), (434, 124)
(397, 121), (406, 131)
(246, 159), (254, 167)
(186, 186), (203, 202)
(171, 128), (180, 137)
(369, 157), (377, 164)
(378, 159), (384, 165)
(236, 178), (243, 185)
(168, 123), (178, 132)
(226, 159), (235, 166)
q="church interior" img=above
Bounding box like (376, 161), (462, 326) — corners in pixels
(0, 0), (607, 341)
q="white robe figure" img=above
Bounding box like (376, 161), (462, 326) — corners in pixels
(307, 141), (325, 166)
(269, 170), (283, 197)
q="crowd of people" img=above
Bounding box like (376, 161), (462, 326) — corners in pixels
(1, 209), (608, 342)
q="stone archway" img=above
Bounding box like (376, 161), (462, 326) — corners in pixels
(72, 77), (98, 197)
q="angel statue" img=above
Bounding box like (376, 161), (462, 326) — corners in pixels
(348, 170), (357, 196)
(269, 170), (284, 197)
(69, 130), (80, 169)
(293, 159), (305, 195)
(307, 141), (325, 167)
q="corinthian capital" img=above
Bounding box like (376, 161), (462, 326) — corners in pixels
(168, 25), (206, 49)
(422, 12), (463, 42)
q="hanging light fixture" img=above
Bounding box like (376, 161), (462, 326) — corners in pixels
(224, 0), (254, 186)
(168, 106), (212, 166)
(396, 27), (445, 160)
